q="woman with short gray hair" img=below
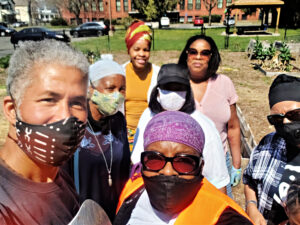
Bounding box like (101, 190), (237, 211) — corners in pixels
(0, 39), (90, 224)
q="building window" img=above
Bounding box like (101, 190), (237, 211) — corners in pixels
(84, 2), (89, 11)
(226, 0), (232, 6)
(179, 16), (185, 22)
(123, 0), (128, 11)
(180, 0), (185, 10)
(98, 0), (104, 11)
(116, 0), (121, 11)
(187, 16), (193, 22)
(188, 0), (193, 10)
(131, 1), (135, 10)
(217, 0), (223, 8)
(195, 0), (201, 9)
(92, 1), (97, 11)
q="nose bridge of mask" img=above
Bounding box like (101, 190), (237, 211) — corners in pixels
(158, 87), (187, 98)
(157, 88), (187, 104)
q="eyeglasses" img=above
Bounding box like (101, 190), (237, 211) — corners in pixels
(186, 48), (212, 59)
(267, 108), (300, 125)
(141, 151), (202, 175)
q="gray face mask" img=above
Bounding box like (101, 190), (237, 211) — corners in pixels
(14, 117), (86, 166)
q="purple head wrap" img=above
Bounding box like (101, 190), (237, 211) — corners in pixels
(143, 111), (205, 154)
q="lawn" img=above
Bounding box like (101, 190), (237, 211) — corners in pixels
(71, 27), (300, 54)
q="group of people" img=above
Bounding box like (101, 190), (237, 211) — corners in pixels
(0, 19), (299, 225)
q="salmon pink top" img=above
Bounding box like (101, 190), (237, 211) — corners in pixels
(194, 74), (238, 153)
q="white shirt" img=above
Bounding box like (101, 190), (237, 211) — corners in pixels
(127, 191), (178, 225)
(131, 108), (230, 189)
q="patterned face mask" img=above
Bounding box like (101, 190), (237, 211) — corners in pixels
(15, 117), (86, 166)
(91, 89), (125, 117)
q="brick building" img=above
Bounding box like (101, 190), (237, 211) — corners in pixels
(61, 0), (259, 25)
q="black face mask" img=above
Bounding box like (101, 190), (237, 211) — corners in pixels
(142, 174), (203, 216)
(15, 117), (86, 166)
(275, 121), (300, 148)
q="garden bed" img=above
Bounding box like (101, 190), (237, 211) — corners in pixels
(254, 63), (300, 77)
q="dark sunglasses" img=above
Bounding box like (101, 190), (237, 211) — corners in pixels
(141, 151), (202, 175)
(267, 108), (300, 125)
(186, 48), (212, 59)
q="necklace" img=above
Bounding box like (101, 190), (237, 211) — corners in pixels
(87, 120), (113, 187)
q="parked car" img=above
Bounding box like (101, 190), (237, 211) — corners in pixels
(223, 17), (235, 26)
(10, 27), (70, 45)
(12, 21), (28, 28)
(194, 17), (204, 26)
(70, 22), (109, 38)
(0, 25), (16, 37)
(0, 22), (8, 27)
(160, 17), (170, 28)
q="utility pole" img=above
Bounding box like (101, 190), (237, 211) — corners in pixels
(108, 0), (113, 36)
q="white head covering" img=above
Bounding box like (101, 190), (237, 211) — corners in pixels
(89, 59), (125, 82)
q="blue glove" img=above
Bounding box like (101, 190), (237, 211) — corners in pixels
(230, 166), (242, 187)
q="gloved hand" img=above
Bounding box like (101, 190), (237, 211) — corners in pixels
(230, 166), (242, 186)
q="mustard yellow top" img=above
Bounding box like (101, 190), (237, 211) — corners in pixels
(125, 62), (153, 130)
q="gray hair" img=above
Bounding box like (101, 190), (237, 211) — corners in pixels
(7, 40), (89, 107)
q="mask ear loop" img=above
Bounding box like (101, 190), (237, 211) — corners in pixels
(7, 84), (19, 124)
(6, 85), (20, 143)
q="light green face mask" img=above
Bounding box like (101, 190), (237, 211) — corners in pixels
(91, 89), (125, 116)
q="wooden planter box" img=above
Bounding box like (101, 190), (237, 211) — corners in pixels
(255, 64), (300, 77)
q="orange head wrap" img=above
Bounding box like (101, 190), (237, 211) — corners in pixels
(125, 20), (152, 51)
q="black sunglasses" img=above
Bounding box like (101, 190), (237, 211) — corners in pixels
(186, 48), (212, 58)
(141, 151), (202, 175)
(267, 108), (300, 125)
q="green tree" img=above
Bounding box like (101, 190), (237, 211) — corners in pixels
(133, 0), (177, 21)
(63, 0), (85, 25)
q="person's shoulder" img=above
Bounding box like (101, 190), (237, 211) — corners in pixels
(252, 132), (286, 158)
(151, 64), (160, 75)
(216, 207), (254, 225)
(257, 132), (284, 150)
(215, 74), (232, 81)
(212, 74), (234, 85)
(190, 110), (217, 130)
(151, 63), (160, 70)
(122, 61), (130, 68)
(113, 111), (126, 121)
(138, 108), (153, 122)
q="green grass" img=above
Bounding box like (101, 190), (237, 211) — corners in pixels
(71, 27), (300, 53)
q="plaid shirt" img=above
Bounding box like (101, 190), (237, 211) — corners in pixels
(243, 132), (287, 220)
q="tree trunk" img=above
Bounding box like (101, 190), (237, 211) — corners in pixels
(208, 4), (212, 26)
(28, 0), (33, 26)
(76, 15), (81, 25)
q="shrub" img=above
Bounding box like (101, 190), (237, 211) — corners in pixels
(82, 49), (101, 64)
(203, 16), (209, 23)
(50, 18), (68, 26)
(211, 14), (222, 22)
(279, 42), (292, 65)
(118, 17), (134, 29)
(202, 15), (222, 23)
(0, 55), (10, 69)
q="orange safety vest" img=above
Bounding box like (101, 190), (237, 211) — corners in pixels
(117, 176), (253, 225)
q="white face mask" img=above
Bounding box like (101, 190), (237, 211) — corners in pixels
(157, 87), (187, 111)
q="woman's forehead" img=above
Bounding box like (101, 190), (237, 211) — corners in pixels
(145, 141), (200, 157)
(270, 101), (300, 114)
